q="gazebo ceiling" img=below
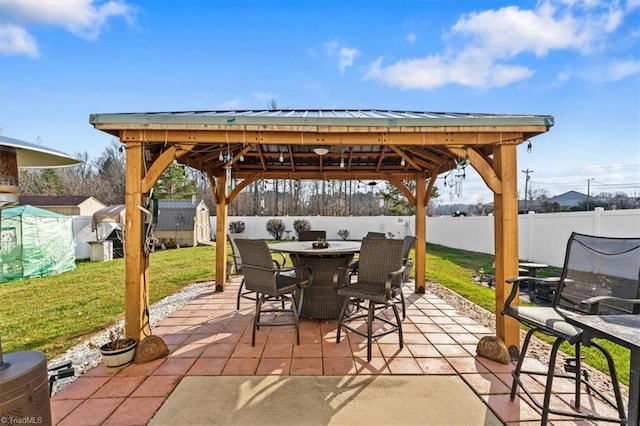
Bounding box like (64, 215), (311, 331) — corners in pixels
(90, 109), (554, 180)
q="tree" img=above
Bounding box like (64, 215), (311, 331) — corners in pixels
(154, 164), (195, 199)
(383, 180), (440, 215)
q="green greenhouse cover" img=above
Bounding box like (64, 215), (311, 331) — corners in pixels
(1, 205), (76, 283)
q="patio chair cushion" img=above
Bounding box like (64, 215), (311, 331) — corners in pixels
(505, 306), (581, 340)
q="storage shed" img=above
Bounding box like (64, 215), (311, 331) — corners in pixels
(155, 199), (211, 247)
(0, 205), (76, 282)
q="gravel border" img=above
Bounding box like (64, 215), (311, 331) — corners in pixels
(48, 281), (212, 395)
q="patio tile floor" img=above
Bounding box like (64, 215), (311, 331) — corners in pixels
(50, 279), (624, 425)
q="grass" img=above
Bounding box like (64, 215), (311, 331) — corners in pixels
(0, 246), (215, 357)
(0, 242), (630, 385)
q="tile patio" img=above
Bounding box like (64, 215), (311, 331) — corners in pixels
(50, 279), (625, 425)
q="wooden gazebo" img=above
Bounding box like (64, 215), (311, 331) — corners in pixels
(89, 109), (553, 352)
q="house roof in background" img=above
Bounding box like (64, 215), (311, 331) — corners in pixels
(19, 195), (103, 207)
(548, 190), (588, 207)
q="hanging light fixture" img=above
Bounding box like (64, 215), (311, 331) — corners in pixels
(400, 156), (406, 166)
(279, 150), (284, 163)
(526, 140), (533, 153)
(313, 146), (330, 156)
(339, 150), (345, 168)
(218, 151), (224, 161)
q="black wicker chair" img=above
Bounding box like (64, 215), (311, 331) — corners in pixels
(348, 231), (387, 278)
(229, 233), (288, 310)
(298, 230), (327, 241)
(334, 237), (405, 361)
(234, 239), (313, 346)
(502, 232), (640, 424)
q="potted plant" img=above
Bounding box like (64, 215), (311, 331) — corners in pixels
(99, 329), (137, 368)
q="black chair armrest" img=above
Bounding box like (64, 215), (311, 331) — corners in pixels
(503, 276), (560, 312)
(580, 296), (640, 314)
(384, 266), (406, 299)
(332, 266), (351, 289)
(272, 251), (288, 268)
(503, 276), (536, 313)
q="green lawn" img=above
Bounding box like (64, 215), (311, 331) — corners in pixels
(0, 242), (630, 385)
(0, 246), (215, 357)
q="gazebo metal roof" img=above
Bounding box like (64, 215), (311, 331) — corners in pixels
(90, 109), (553, 181)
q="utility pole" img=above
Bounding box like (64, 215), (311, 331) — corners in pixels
(587, 178), (595, 210)
(522, 169), (533, 212)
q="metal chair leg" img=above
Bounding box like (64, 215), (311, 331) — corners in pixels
(366, 300), (374, 362)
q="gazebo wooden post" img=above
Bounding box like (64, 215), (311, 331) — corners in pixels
(414, 173), (427, 293)
(492, 143), (520, 351)
(123, 141), (150, 341)
(213, 172), (229, 292)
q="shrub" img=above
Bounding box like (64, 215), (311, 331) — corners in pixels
(293, 219), (311, 236)
(337, 229), (349, 240)
(266, 219), (286, 240)
(229, 220), (245, 234)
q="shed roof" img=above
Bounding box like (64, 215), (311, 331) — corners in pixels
(158, 199), (207, 210)
(19, 195), (98, 207)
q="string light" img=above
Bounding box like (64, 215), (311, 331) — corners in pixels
(526, 140), (533, 153)
(279, 150), (284, 163)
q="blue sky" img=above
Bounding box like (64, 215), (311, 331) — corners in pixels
(1, 0), (638, 205)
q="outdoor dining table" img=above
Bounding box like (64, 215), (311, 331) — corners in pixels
(565, 314), (640, 426)
(518, 262), (550, 301)
(270, 240), (361, 319)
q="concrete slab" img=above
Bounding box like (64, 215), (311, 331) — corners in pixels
(151, 375), (501, 425)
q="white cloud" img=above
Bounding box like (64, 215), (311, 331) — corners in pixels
(605, 59), (640, 80)
(406, 32), (417, 43)
(323, 39), (360, 72)
(552, 69), (572, 86)
(365, 52), (534, 89)
(0, 24), (38, 57)
(571, 58), (640, 82)
(0, 0), (135, 57)
(337, 47), (360, 73)
(366, 0), (634, 90)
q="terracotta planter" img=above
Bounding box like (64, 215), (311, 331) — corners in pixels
(100, 339), (137, 368)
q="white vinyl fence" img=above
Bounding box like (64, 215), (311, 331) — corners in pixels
(72, 208), (639, 268)
(219, 208), (640, 268)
